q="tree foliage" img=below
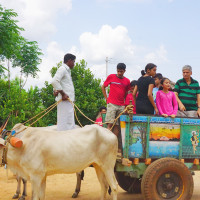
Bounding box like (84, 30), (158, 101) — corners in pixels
(0, 59), (106, 129)
(0, 5), (23, 61)
(0, 5), (104, 128)
(0, 4), (42, 83)
(12, 38), (42, 78)
(71, 60), (106, 125)
(42, 60), (106, 126)
(0, 78), (45, 129)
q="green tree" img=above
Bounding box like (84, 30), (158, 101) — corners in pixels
(0, 4), (42, 89)
(40, 81), (57, 126)
(0, 5), (23, 63)
(12, 38), (42, 89)
(43, 59), (106, 126)
(0, 77), (45, 129)
(0, 59), (106, 129)
(72, 60), (106, 125)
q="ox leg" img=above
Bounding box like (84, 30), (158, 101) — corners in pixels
(38, 177), (46, 200)
(102, 169), (118, 200)
(12, 176), (21, 199)
(31, 176), (46, 200)
(31, 181), (40, 200)
(94, 165), (109, 200)
(72, 171), (84, 198)
(18, 178), (27, 200)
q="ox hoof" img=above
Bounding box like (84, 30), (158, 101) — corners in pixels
(18, 196), (26, 200)
(72, 192), (78, 198)
(12, 194), (19, 199)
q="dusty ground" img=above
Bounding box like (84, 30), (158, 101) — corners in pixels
(0, 167), (200, 200)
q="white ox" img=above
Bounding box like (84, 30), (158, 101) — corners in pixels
(0, 124), (118, 200)
(11, 125), (83, 200)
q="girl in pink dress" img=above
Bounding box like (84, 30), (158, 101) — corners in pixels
(156, 78), (178, 118)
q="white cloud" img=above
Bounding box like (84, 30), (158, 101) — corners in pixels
(1, 0), (72, 42)
(145, 45), (168, 64)
(78, 25), (135, 63)
(9, 25), (168, 89)
(71, 25), (136, 80)
(71, 25), (168, 81)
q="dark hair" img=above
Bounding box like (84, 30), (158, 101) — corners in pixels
(153, 73), (163, 80)
(141, 63), (157, 76)
(64, 53), (76, 63)
(99, 106), (107, 112)
(159, 77), (170, 90)
(117, 63), (126, 70)
(130, 80), (137, 87)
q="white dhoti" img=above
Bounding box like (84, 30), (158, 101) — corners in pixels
(57, 101), (75, 131)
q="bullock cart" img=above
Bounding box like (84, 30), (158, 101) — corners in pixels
(106, 114), (200, 200)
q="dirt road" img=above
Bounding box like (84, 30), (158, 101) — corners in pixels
(0, 167), (200, 200)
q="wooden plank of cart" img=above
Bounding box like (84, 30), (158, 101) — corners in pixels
(105, 114), (200, 200)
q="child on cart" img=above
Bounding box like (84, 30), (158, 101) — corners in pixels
(156, 78), (178, 118)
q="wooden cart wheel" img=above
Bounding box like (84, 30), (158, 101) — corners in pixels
(115, 172), (141, 193)
(141, 158), (194, 200)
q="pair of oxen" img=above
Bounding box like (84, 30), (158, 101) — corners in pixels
(0, 122), (118, 200)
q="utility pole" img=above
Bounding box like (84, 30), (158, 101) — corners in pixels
(105, 56), (108, 78)
(105, 57), (109, 95)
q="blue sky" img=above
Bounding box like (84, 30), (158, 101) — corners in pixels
(1, 0), (200, 88)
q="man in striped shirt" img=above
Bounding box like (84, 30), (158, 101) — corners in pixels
(174, 65), (200, 117)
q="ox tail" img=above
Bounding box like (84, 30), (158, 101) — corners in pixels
(81, 170), (84, 180)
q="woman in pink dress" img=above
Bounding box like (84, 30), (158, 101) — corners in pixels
(156, 78), (178, 118)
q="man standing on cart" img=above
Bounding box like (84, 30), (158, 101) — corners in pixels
(51, 53), (76, 131)
(174, 65), (200, 118)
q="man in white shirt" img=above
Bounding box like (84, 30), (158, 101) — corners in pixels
(51, 53), (76, 131)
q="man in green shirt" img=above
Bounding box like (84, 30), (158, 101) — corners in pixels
(174, 65), (200, 117)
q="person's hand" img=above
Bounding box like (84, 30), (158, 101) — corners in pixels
(162, 114), (168, 118)
(62, 93), (69, 101)
(53, 91), (59, 97)
(57, 90), (69, 101)
(154, 107), (159, 115)
(179, 103), (186, 111)
(170, 114), (176, 118)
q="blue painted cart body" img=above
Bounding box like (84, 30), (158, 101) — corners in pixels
(116, 114), (200, 176)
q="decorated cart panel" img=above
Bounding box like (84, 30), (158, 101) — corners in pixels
(120, 115), (200, 159)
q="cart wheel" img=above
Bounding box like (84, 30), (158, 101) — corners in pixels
(141, 158), (194, 200)
(115, 172), (141, 193)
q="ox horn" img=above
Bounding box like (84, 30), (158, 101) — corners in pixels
(0, 114), (11, 135)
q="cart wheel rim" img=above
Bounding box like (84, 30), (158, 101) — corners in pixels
(156, 172), (183, 199)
